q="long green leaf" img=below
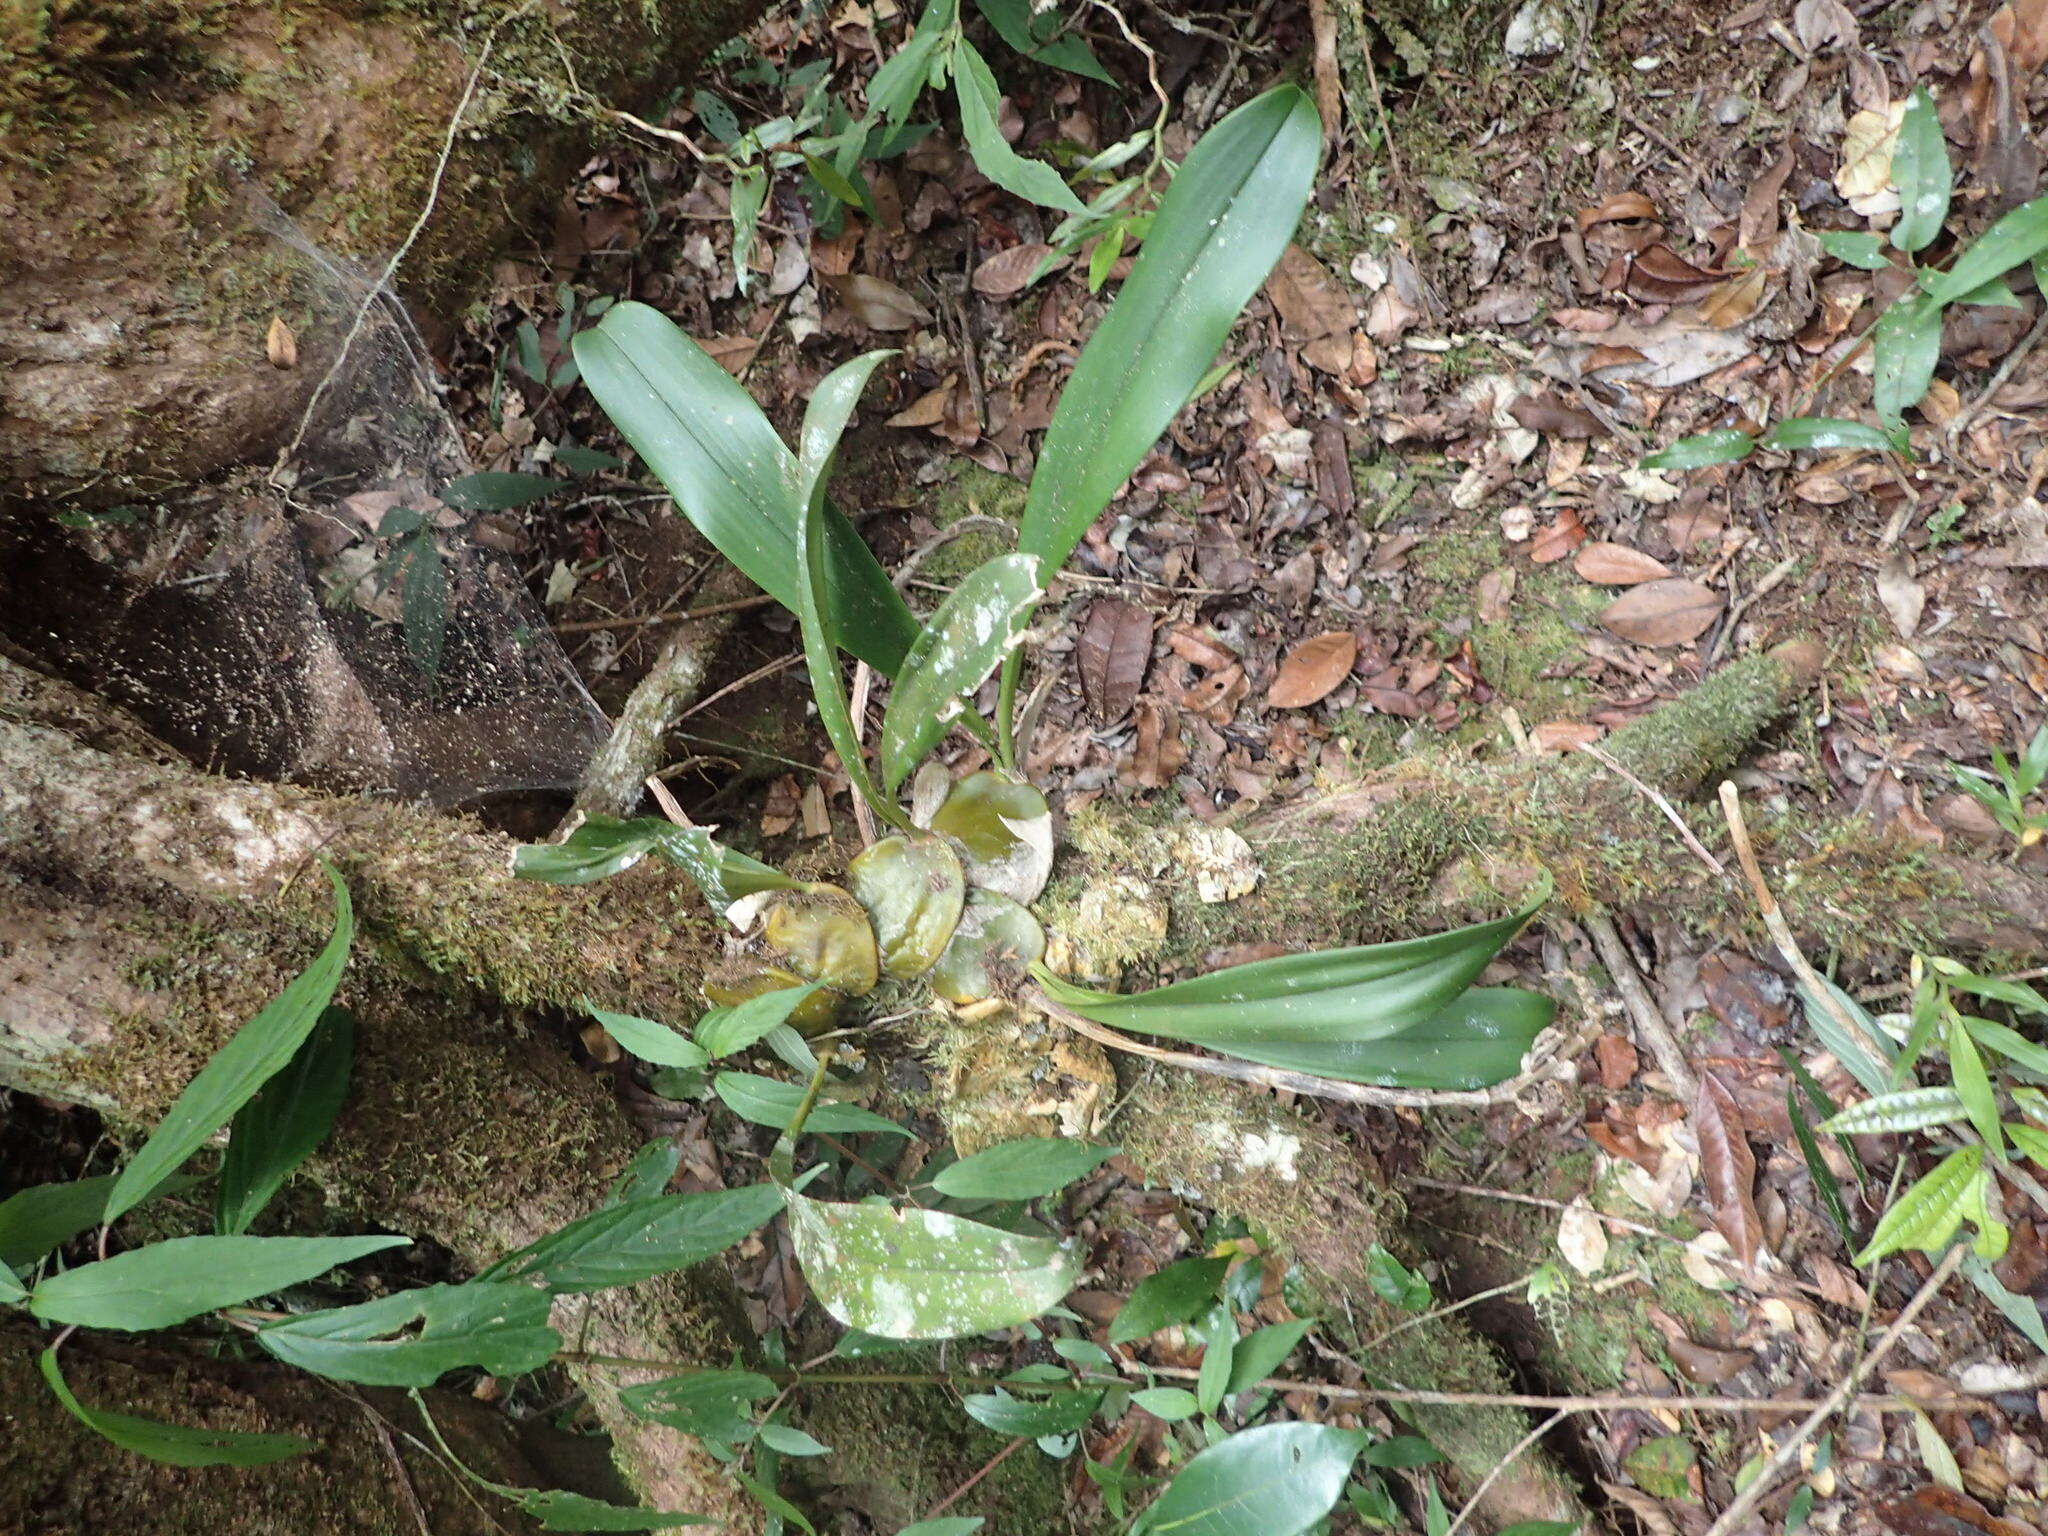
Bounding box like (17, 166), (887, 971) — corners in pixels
(38, 1348), (311, 1467)
(585, 1001), (710, 1070)
(478, 1185), (784, 1293)
(713, 1072), (908, 1136)
(880, 552), (1042, 792)
(973, 0), (1110, 81)
(28, 1234), (407, 1331)
(619, 1368), (777, 1441)
(1033, 882), (1546, 1046)
(930, 1138), (1118, 1200)
(1108, 1254), (1229, 1344)
(1817, 1085), (1967, 1136)
(257, 1282), (559, 1386)
(1923, 193), (2048, 305)
(0, 1258), (25, 1304)
(1016, 85), (1321, 584)
(1640, 430), (1755, 469)
(960, 1387), (1103, 1436)
(1947, 1013), (2004, 1156)
(1202, 987), (1554, 1089)
(217, 1006), (355, 1235)
(1761, 418), (1897, 453)
(1143, 1422), (1369, 1536)
(1872, 293), (1943, 427)
(1853, 1147), (1979, 1265)
(106, 865), (353, 1224)
(696, 983), (827, 1059)
(0, 1173), (196, 1272)
(952, 41), (1086, 214)
(1786, 1085), (1856, 1250)
(1965, 1017), (2048, 1078)
(514, 816), (799, 905)
(1889, 88), (1951, 255)
(570, 303), (920, 674)
(783, 1192), (1080, 1338)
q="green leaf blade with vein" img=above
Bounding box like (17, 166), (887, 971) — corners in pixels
(1640, 430), (1755, 470)
(1854, 1146), (1980, 1265)
(1143, 1422), (1369, 1536)
(1923, 193), (2048, 306)
(782, 1192), (1079, 1338)
(106, 864), (353, 1224)
(1948, 1013), (2004, 1156)
(514, 817), (798, 906)
(1889, 88), (1951, 255)
(1017, 84), (1321, 581)
(881, 552), (1043, 792)
(570, 303), (920, 674)
(1197, 987), (1555, 1089)
(479, 1185), (784, 1293)
(973, 0), (1110, 81)
(518, 1491), (710, 1531)
(257, 1282), (560, 1386)
(39, 1348), (312, 1467)
(960, 1387), (1103, 1437)
(441, 471), (562, 510)
(586, 1001), (710, 1070)
(1816, 1086), (1968, 1136)
(1872, 294), (1944, 427)
(952, 42), (1086, 213)
(930, 1138), (1118, 1200)
(0, 1259), (25, 1304)
(0, 1173), (195, 1271)
(1108, 1254), (1228, 1344)
(714, 1072), (908, 1136)
(29, 1234), (408, 1331)
(217, 1006), (355, 1235)
(696, 983), (827, 1059)
(1761, 418), (1897, 454)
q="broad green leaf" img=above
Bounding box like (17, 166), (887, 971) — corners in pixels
(605, 1135), (681, 1205)
(619, 1369), (778, 1441)
(1949, 970), (2048, 1015)
(586, 1001), (710, 1070)
(1817, 1086), (1968, 1136)
(1798, 977), (1894, 1095)
(554, 445), (624, 475)
(570, 302), (920, 674)
(1854, 1146), (1980, 1265)
(731, 165), (768, 296)
(398, 532), (446, 680)
(1495, 1523), (1580, 1536)
(1189, 987), (1554, 1090)
(1640, 430), (1755, 470)
(0, 1172), (195, 1271)
(257, 1282), (559, 1386)
(715, 1072), (908, 1136)
(1362, 1435), (1446, 1468)
(757, 1422), (833, 1456)
(1817, 230), (1891, 270)
(516, 1490), (708, 1530)
(960, 1387), (1103, 1436)
(1051, 1337), (1111, 1366)
(1194, 1303), (1235, 1414)
(1761, 417), (1897, 454)
(952, 42), (1086, 213)
(1033, 882), (1546, 1048)
(1889, 88), (1951, 255)
(974, 0), (1110, 81)
(1923, 193), (2048, 305)
(1366, 1244), (1430, 1310)
(1624, 1436), (1696, 1499)
(479, 1185), (783, 1292)
(865, 0), (956, 125)
(514, 816), (799, 904)
(105, 865), (352, 1224)
(736, 1473), (815, 1535)
(1947, 1013), (2003, 1156)
(1872, 294), (1943, 426)
(793, 353), (911, 828)
(1952, 274), (2024, 308)
(880, 552), (1043, 792)
(1964, 1249), (2048, 1353)
(216, 1005), (354, 1235)
(1016, 85), (1320, 587)
(0, 1258), (24, 1304)
(697, 983), (827, 1059)
(1143, 1422), (1369, 1536)
(1964, 1164), (2009, 1261)
(1224, 1318), (1314, 1394)
(2011, 1121), (2048, 1171)
(930, 1138), (1118, 1200)
(1107, 1254), (1229, 1344)
(782, 1191), (1080, 1338)
(441, 472), (561, 510)
(1132, 1386), (1201, 1420)
(38, 1348), (311, 1467)
(29, 1233), (407, 1331)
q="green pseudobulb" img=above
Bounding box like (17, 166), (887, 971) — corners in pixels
(928, 770), (1053, 904)
(845, 834), (968, 980)
(762, 885), (880, 997)
(701, 961), (844, 1036)
(928, 889), (1048, 1005)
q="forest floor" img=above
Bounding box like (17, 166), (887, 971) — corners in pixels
(412, 0), (2048, 1530)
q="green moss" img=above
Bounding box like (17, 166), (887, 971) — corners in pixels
(920, 464), (1025, 581)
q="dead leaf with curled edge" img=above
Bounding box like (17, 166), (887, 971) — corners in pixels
(830, 273), (932, 330)
(266, 315), (298, 369)
(1695, 1071), (1766, 1273)
(972, 243), (1062, 298)
(1600, 578), (1723, 647)
(1575, 191), (1660, 230)
(1075, 598), (1153, 722)
(1267, 631), (1358, 708)
(1574, 542), (1674, 586)
(1264, 244), (1356, 339)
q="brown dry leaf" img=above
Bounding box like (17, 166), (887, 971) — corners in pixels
(265, 315), (298, 369)
(1992, 0), (2048, 72)
(1533, 720), (1604, 753)
(886, 380), (953, 430)
(1476, 568), (1515, 625)
(1076, 598), (1153, 721)
(1509, 391), (1605, 439)
(1696, 264), (1772, 329)
(1595, 1033), (1639, 1089)
(1126, 697), (1187, 789)
(1529, 508), (1589, 564)
(973, 243), (1061, 298)
(1880, 1486), (2038, 1536)
(1695, 1072), (1765, 1272)
(1264, 245), (1356, 339)
(1739, 143), (1798, 252)
(1600, 578), (1722, 647)
(1574, 542), (1674, 586)
(699, 334), (760, 375)
(1575, 191), (1659, 230)
(1620, 244), (1728, 303)
(1877, 552), (1927, 638)
(1166, 624), (1238, 670)
(832, 273), (932, 330)
(1267, 631), (1358, 708)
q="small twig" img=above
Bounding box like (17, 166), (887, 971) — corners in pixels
(675, 653), (804, 724)
(1583, 912), (1698, 1101)
(1948, 304), (2048, 447)
(1355, 17), (1407, 190)
(1698, 1244), (1964, 1536)
(1576, 743), (1725, 876)
(1032, 988), (1546, 1108)
(604, 105), (708, 161)
(1444, 1410), (1568, 1536)
(551, 593), (778, 634)
(923, 1436), (1028, 1520)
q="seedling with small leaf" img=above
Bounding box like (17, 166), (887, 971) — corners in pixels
(1948, 723), (2048, 856)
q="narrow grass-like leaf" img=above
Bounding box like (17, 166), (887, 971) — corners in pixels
(479, 1185), (783, 1292)
(1947, 1013), (2004, 1156)
(1889, 88), (1951, 254)
(1776, 1045), (1866, 1181)
(714, 1072), (908, 1136)
(952, 41), (1086, 213)
(1854, 1147), (1980, 1265)
(1817, 1086), (1968, 1136)
(1143, 1422), (1369, 1536)
(697, 983), (827, 1060)
(39, 1348), (311, 1467)
(257, 1282), (559, 1386)
(1787, 1084), (1856, 1249)
(441, 472), (561, 510)
(518, 1491), (709, 1530)
(1108, 1254), (1229, 1344)
(514, 816), (799, 905)
(930, 1139), (1118, 1200)
(29, 1234), (407, 1331)
(217, 1006), (354, 1235)
(2009, 1121), (2048, 1170)
(1195, 1304), (1235, 1414)
(1923, 193), (2048, 305)
(1015, 85), (1320, 598)
(0, 1259), (25, 1304)
(1641, 430), (1756, 469)
(1949, 970), (2048, 1015)
(880, 553), (1042, 792)
(570, 303), (920, 673)
(1762, 418), (1897, 453)
(783, 1192), (1079, 1338)
(1798, 977), (1894, 1095)
(961, 1387), (1103, 1436)
(585, 1001), (710, 1070)
(107, 865), (352, 1224)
